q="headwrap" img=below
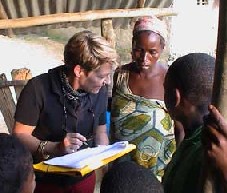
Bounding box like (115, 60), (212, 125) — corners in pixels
(133, 16), (167, 41)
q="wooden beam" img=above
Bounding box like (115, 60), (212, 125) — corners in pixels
(0, 8), (177, 29)
(0, 80), (28, 88)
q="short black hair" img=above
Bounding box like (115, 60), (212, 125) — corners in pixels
(164, 53), (215, 114)
(100, 161), (164, 193)
(0, 133), (33, 193)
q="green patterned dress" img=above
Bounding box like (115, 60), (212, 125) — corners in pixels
(111, 68), (176, 180)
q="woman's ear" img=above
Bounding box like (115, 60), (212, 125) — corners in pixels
(175, 88), (181, 107)
(73, 65), (81, 77)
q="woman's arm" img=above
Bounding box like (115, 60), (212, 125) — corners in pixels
(95, 124), (109, 146)
(13, 121), (64, 160)
(13, 121), (88, 161)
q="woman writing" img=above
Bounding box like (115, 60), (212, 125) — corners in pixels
(13, 30), (117, 193)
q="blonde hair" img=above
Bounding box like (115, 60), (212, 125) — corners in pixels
(64, 30), (117, 72)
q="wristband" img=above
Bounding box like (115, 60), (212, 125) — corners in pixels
(37, 141), (50, 160)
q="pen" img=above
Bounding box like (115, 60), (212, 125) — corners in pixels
(82, 136), (94, 148)
(83, 141), (88, 146)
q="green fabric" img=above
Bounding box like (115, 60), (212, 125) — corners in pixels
(111, 68), (176, 180)
(162, 127), (203, 193)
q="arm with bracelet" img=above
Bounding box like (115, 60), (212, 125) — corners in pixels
(13, 76), (93, 162)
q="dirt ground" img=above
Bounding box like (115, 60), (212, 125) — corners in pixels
(0, 34), (65, 133)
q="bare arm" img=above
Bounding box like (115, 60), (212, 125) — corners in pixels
(13, 121), (88, 161)
(95, 124), (109, 174)
(13, 121), (64, 157)
(13, 122), (40, 153)
(95, 124), (109, 146)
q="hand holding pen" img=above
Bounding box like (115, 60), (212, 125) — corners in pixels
(63, 133), (88, 154)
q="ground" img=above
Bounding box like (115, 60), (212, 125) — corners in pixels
(0, 34), (64, 133)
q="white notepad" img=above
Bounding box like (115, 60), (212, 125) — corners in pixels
(44, 141), (129, 169)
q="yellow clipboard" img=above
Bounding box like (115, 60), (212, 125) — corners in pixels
(34, 143), (136, 176)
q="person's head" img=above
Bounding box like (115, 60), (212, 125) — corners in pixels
(164, 53), (215, 128)
(64, 30), (117, 93)
(131, 16), (167, 70)
(100, 161), (164, 193)
(0, 133), (35, 193)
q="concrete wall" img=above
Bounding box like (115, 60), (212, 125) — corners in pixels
(169, 0), (219, 63)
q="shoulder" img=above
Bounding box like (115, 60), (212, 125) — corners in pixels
(157, 62), (168, 74)
(115, 62), (132, 72)
(113, 63), (132, 78)
(24, 73), (48, 90)
(30, 66), (62, 92)
(23, 67), (62, 98)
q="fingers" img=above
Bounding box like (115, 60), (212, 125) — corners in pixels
(207, 134), (227, 167)
(64, 133), (87, 154)
(206, 125), (227, 156)
(208, 105), (227, 136)
(67, 133), (87, 142)
(66, 133), (86, 145)
(207, 126), (223, 146)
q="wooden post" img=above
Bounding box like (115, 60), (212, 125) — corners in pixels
(11, 68), (32, 101)
(212, 1), (227, 117)
(0, 74), (16, 134)
(203, 0), (227, 193)
(101, 18), (116, 98)
(101, 19), (116, 49)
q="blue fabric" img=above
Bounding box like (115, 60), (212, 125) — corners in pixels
(106, 111), (111, 135)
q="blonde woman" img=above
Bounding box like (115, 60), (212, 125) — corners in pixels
(13, 30), (117, 193)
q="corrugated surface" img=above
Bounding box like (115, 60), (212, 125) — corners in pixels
(1, 0), (173, 28)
